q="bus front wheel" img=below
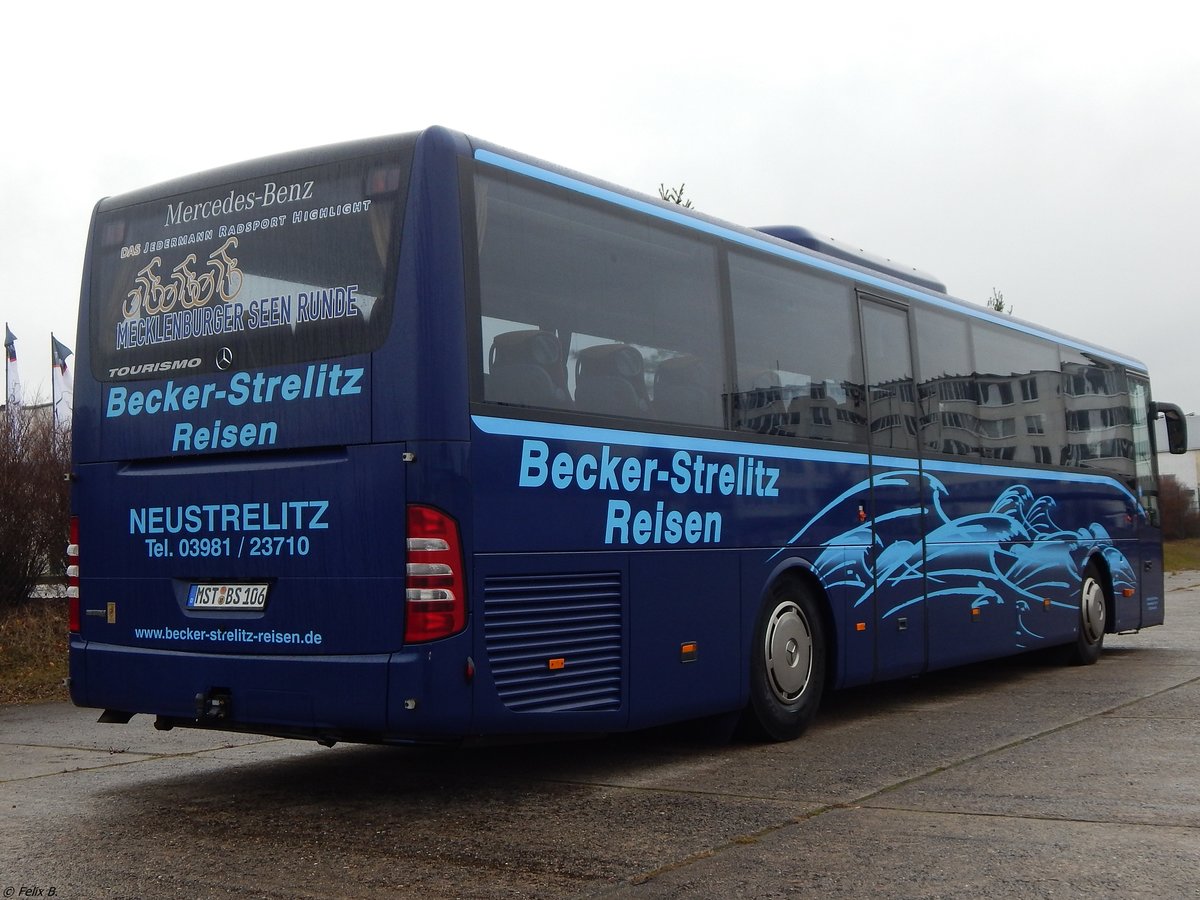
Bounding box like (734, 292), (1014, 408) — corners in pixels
(744, 580), (827, 741)
(1067, 560), (1108, 666)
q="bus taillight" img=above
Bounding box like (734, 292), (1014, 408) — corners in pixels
(404, 505), (466, 643)
(67, 516), (80, 633)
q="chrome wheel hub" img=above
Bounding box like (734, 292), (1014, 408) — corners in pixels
(764, 601), (813, 703)
(1081, 577), (1106, 644)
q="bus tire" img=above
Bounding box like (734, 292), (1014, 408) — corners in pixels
(744, 579), (827, 741)
(1068, 560), (1107, 666)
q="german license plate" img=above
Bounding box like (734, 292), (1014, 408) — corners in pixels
(187, 583), (270, 610)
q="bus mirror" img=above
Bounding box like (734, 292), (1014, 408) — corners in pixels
(1152, 401), (1188, 455)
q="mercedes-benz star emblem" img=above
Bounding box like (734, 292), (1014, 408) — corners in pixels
(216, 347), (234, 371)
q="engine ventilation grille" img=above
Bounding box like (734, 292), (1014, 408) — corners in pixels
(483, 571), (623, 713)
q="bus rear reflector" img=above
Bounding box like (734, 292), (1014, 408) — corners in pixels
(404, 505), (466, 643)
(67, 516), (80, 633)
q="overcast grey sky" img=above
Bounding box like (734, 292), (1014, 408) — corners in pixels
(3, 1), (1198, 413)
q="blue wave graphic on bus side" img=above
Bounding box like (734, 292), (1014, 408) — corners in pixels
(784, 470), (1134, 650)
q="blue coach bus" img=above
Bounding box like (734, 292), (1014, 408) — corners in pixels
(68, 126), (1188, 744)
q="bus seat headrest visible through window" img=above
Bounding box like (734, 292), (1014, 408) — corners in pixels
(575, 343), (648, 417)
(487, 329), (570, 409)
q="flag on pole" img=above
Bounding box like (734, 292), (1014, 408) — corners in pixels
(52, 334), (74, 429)
(4, 325), (20, 414)
(5, 325), (20, 443)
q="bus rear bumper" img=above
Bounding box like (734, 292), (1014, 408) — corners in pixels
(69, 638), (473, 745)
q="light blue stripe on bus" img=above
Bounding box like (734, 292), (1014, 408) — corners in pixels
(471, 414), (1139, 505)
(474, 414), (868, 467)
(473, 148), (1147, 372)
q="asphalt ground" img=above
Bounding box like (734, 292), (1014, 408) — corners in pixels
(2, 573), (1198, 899)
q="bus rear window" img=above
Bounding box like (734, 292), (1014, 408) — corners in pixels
(89, 150), (410, 380)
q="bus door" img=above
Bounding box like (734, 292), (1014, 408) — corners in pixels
(1127, 375), (1166, 628)
(860, 296), (927, 680)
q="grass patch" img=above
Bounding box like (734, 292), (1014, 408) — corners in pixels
(1164, 539), (1200, 574)
(0, 599), (70, 705)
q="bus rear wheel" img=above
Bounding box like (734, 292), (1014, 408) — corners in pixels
(1067, 560), (1107, 666)
(744, 580), (827, 741)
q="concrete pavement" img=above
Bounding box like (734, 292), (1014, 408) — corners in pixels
(2, 573), (1198, 898)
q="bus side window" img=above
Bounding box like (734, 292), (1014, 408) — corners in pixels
(727, 250), (866, 446)
(914, 306), (978, 458)
(1060, 350), (1132, 477)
